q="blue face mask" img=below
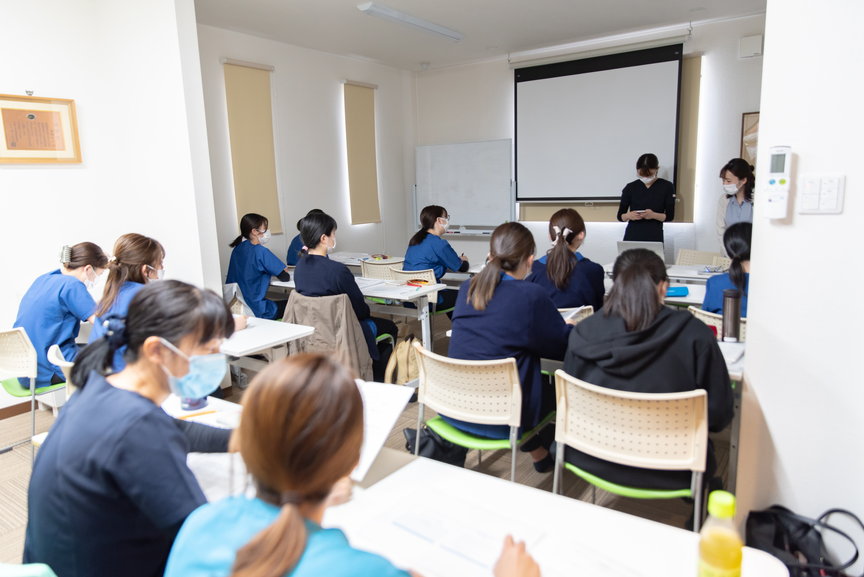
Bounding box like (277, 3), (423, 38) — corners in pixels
(159, 338), (227, 399)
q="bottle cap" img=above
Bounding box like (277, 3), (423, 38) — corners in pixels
(707, 490), (736, 519)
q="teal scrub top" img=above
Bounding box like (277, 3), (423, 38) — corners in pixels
(165, 496), (411, 577)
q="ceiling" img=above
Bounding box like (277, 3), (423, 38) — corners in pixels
(195, 0), (766, 71)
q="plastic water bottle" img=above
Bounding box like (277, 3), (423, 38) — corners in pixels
(181, 397), (208, 411)
(698, 491), (743, 577)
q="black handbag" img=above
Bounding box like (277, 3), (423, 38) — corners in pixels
(746, 505), (864, 577)
(403, 426), (467, 468)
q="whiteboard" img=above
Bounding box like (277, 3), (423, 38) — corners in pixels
(415, 140), (513, 229)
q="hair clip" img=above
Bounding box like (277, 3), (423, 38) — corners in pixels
(60, 245), (72, 265)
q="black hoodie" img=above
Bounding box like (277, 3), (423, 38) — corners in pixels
(562, 307), (734, 490)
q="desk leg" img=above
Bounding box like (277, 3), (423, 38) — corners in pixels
(417, 295), (431, 349)
(726, 378), (742, 494)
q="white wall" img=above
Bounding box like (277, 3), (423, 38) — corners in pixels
(196, 26), (413, 276)
(0, 0), (217, 329)
(737, 0), (864, 569)
(412, 15), (764, 265)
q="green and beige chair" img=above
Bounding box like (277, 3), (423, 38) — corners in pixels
(412, 341), (555, 482)
(552, 369), (708, 531)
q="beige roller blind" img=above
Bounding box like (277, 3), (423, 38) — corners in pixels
(343, 83), (381, 224)
(224, 63), (282, 233)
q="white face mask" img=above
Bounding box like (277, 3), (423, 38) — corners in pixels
(722, 183), (740, 194)
(258, 229), (271, 244)
(439, 217), (450, 232)
(639, 174), (656, 184)
(327, 238), (336, 253)
(147, 265), (165, 281)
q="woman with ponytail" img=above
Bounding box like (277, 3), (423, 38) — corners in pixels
(527, 208), (604, 310)
(89, 233), (166, 371)
(226, 213), (292, 320)
(563, 249), (733, 491)
(404, 205), (469, 314)
(716, 158), (755, 241)
(25, 281), (235, 577)
(450, 223), (575, 473)
(702, 222), (752, 317)
(13, 242), (107, 387)
(164, 354), (542, 577)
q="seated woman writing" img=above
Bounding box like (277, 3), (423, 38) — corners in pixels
(562, 249), (734, 490)
(165, 354), (542, 577)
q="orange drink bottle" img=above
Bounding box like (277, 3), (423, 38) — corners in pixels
(697, 490), (743, 577)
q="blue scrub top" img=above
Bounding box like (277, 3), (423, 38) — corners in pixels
(24, 372), (205, 577)
(14, 270), (96, 386)
(403, 233), (462, 281)
(226, 240), (287, 319)
(286, 233), (304, 266)
(165, 496), (410, 577)
(529, 251), (605, 310)
(89, 281), (146, 372)
(702, 272), (750, 318)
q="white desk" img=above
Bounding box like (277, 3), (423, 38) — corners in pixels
(270, 278), (446, 349)
(162, 393), (241, 429)
(604, 263), (721, 284)
(323, 458), (787, 577)
(329, 252), (405, 270)
(221, 317), (314, 373)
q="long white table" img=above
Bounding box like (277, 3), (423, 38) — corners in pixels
(664, 283), (707, 307)
(270, 278), (446, 349)
(323, 457), (787, 577)
(220, 317), (314, 377)
(604, 263), (722, 284)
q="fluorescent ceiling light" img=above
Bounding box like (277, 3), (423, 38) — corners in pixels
(357, 2), (462, 42)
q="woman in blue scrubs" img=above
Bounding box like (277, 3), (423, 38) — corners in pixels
(703, 222), (752, 317)
(527, 208), (605, 310)
(449, 222), (575, 472)
(89, 233), (166, 372)
(403, 205), (469, 314)
(226, 213), (292, 319)
(13, 242), (107, 387)
(25, 281), (235, 577)
(165, 354), (541, 577)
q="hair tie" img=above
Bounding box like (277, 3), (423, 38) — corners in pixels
(280, 491), (304, 506)
(60, 245), (72, 265)
(104, 318), (128, 350)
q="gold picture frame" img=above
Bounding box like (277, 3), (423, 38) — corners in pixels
(740, 111), (759, 168)
(0, 94), (81, 164)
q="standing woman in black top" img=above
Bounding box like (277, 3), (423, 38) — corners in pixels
(617, 153), (676, 243)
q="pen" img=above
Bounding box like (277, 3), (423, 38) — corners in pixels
(178, 410), (217, 420)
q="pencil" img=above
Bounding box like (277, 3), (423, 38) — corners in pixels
(178, 410), (217, 420)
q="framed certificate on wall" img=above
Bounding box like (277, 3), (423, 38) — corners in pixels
(0, 94), (81, 164)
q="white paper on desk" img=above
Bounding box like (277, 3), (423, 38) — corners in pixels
(354, 277), (386, 290)
(352, 381), (414, 482)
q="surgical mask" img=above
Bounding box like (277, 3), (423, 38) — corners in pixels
(159, 338), (227, 400)
(259, 229), (271, 244)
(84, 267), (97, 290)
(722, 183), (740, 194)
(639, 174), (656, 184)
(440, 217), (450, 231)
(327, 239), (337, 253)
(147, 265), (165, 281)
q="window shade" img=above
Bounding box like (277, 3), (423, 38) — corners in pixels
(343, 83), (381, 225)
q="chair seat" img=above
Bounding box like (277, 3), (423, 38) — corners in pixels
(1, 378), (65, 398)
(563, 462), (693, 500)
(426, 411), (555, 452)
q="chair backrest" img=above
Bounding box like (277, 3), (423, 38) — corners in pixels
(687, 306), (747, 341)
(47, 345), (77, 396)
(554, 370), (707, 472)
(389, 267), (436, 284)
(223, 283), (255, 317)
(360, 260), (397, 280)
(0, 328), (37, 381)
(712, 255), (732, 269)
(558, 305), (594, 324)
(676, 249), (723, 266)
(283, 291), (373, 380)
(412, 341), (521, 427)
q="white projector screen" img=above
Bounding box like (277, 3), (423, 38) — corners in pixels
(516, 46), (682, 201)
